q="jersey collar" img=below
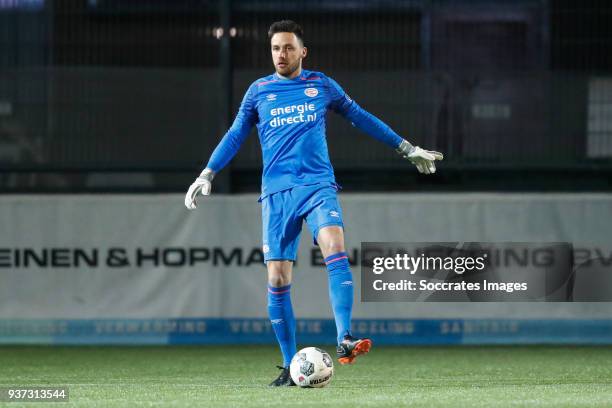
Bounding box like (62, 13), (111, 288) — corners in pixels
(273, 70), (308, 81)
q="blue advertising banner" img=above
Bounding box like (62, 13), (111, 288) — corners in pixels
(1, 318), (611, 345)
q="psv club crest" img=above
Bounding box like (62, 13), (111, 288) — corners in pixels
(304, 87), (318, 97)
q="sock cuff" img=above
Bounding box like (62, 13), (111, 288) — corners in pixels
(267, 284), (291, 295)
(324, 252), (349, 265)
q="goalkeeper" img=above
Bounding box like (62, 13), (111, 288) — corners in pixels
(185, 20), (443, 386)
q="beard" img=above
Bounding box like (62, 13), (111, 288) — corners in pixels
(275, 60), (301, 78)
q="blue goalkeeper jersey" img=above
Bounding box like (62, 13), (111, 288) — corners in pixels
(205, 69), (404, 198)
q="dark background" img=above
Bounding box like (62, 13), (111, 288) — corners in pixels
(1, 0), (611, 192)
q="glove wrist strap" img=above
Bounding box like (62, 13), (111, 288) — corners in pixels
(199, 167), (215, 181)
(395, 139), (415, 156)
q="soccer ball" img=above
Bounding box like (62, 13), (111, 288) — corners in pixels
(289, 347), (334, 388)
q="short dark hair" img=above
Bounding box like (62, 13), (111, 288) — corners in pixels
(268, 20), (304, 45)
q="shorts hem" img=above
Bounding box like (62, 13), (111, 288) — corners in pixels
(264, 258), (296, 264)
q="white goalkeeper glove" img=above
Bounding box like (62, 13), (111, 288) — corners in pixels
(396, 139), (444, 174)
(185, 168), (215, 210)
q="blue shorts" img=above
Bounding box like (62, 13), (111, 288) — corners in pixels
(260, 183), (344, 262)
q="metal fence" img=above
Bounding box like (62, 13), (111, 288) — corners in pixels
(1, 0), (611, 192)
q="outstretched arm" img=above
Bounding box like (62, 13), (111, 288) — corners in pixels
(185, 84), (258, 210)
(326, 77), (443, 174)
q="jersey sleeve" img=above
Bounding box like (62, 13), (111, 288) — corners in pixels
(325, 76), (404, 149)
(205, 83), (258, 172)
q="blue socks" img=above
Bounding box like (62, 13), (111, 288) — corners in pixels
(325, 252), (354, 344)
(268, 253), (353, 364)
(267, 284), (297, 367)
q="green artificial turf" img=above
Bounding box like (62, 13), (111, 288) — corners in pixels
(1, 345), (611, 407)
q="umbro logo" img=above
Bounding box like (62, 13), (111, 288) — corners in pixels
(341, 281), (353, 286)
(267, 94), (277, 101)
(329, 210), (340, 218)
(271, 319), (284, 324)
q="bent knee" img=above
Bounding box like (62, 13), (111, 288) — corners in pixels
(268, 274), (288, 287)
(322, 241), (345, 255)
(267, 261), (292, 287)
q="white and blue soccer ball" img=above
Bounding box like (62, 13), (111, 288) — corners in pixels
(290, 347), (334, 388)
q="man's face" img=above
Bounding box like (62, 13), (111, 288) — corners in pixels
(271, 32), (307, 78)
